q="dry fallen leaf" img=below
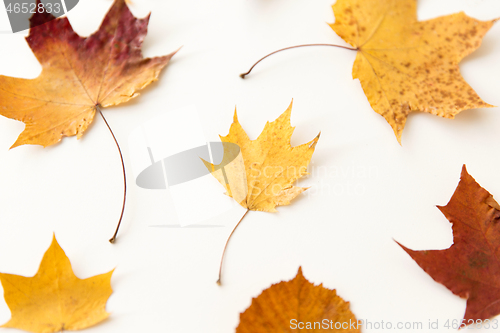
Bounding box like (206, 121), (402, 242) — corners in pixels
(204, 102), (319, 284)
(0, 0), (176, 148)
(204, 101), (320, 212)
(397, 165), (500, 325)
(0, 234), (114, 333)
(330, 0), (496, 143)
(236, 267), (360, 333)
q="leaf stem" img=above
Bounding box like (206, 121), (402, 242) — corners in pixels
(240, 43), (358, 78)
(217, 209), (250, 286)
(97, 106), (127, 244)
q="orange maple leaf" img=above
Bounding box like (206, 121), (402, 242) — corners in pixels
(237, 267), (360, 333)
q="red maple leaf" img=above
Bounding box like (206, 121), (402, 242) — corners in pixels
(397, 165), (500, 325)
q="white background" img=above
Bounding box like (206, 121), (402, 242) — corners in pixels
(1, 0), (500, 332)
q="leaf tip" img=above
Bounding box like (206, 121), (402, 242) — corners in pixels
(394, 239), (411, 253)
(172, 46), (183, 57)
(296, 266), (304, 277)
(9, 137), (26, 149)
(284, 100), (293, 116)
(310, 132), (321, 149)
(396, 134), (403, 146)
(232, 108), (239, 123)
(48, 233), (64, 253)
(460, 164), (470, 180)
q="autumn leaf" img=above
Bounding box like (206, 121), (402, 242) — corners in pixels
(236, 267), (360, 333)
(397, 165), (500, 325)
(330, 0), (496, 143)
(204, 101), (319, 212)
(0, 234), (114, 333)
(204, 102), (319, 284)
(0, 0), (176, 148)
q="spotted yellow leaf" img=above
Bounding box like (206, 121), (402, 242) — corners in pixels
(330, 0), (496, 143)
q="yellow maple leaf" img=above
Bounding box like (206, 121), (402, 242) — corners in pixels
(0, 235), (114, 333)
(204, 101), (319, 212)
(0, 0), (176, 148)
(330, 0), (496, 143)
(204, 102), (319, 284)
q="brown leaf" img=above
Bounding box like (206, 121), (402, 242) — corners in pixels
(236, 267), (360, 333)
(397, 165), (500, 325)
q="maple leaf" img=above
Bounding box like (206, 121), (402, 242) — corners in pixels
(397, 165), (500, 325)
(236, 267), (360, 333)
(0, 0), (176, 148)
(329, 0), (496, 143)
(203, 101), (320, 212)
(0, 234), (114, 333)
